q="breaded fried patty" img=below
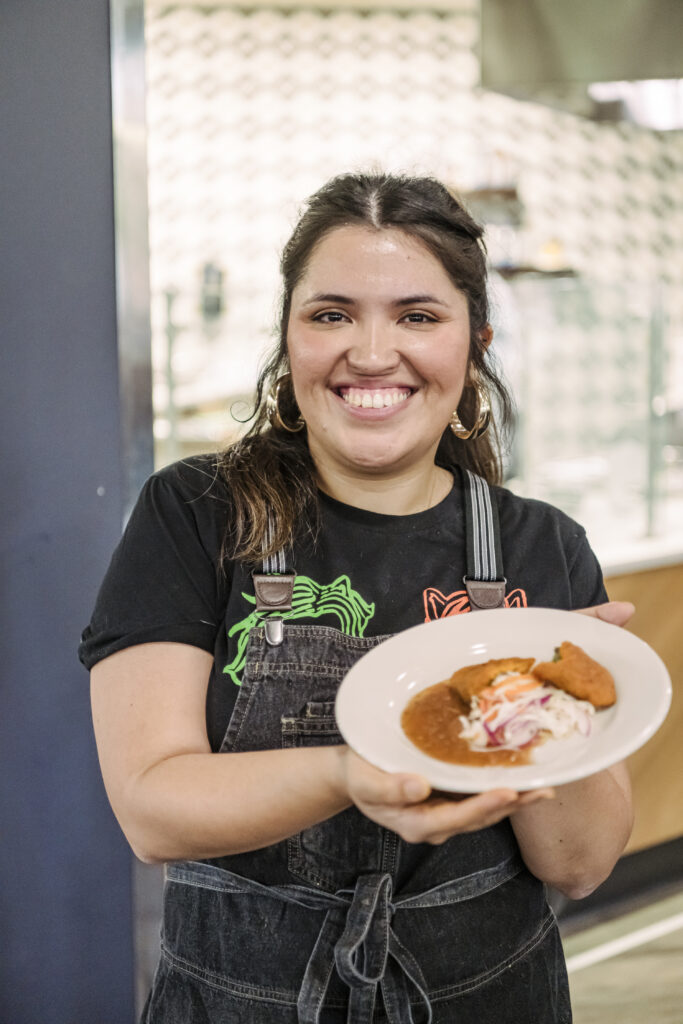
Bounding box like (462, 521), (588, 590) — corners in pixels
(533, 641), (616, 708)
(447, 657), (536, 702)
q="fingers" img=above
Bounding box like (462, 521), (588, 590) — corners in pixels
(518, 787), (555, 805)
(575, 601), (635, 627)
(412, 787), (556, 844)
(404, 789), (520, 844)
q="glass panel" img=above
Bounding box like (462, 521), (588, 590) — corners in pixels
(496, 274), (682, 564)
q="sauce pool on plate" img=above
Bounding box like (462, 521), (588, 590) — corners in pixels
(401, 680), (533, 767)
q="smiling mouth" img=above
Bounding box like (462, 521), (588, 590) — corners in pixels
(335, 386), (414, 409)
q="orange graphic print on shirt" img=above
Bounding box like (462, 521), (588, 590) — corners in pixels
(423, 586), (527, 621)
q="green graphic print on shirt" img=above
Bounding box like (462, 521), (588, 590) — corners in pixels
(222, 574), (376, 686)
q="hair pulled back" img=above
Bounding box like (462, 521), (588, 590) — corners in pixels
(217, 171), (513, 564)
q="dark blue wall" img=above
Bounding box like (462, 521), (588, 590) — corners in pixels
(1, 2), (136, 1020)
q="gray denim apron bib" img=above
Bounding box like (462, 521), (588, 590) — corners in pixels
(142, 471), (572, 1023)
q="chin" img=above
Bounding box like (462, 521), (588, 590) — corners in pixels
(342, 447), (411, 474)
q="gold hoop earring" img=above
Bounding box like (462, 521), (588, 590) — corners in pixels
(450, 382), (491, 440)
(266, 373), (305, 433)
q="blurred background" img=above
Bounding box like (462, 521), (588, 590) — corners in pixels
(144, 1), (683, 572)
(2, 1), (682, 1021)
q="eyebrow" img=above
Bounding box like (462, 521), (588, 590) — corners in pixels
(300, 292), (450, 307)
(392, 294), (449, 307)
(301, 293), (355, 306)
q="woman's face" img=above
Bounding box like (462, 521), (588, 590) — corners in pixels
(287, 225), (472, 482)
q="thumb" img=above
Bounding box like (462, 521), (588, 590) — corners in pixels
(399, 775), (432, 804)
(575, 600), (635, 627)
(365, 770), (431, 806)
(345, 749), (432, 805)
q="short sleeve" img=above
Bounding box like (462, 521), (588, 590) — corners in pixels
(79, 460), (229, 669)
(567, 531), (608, 610)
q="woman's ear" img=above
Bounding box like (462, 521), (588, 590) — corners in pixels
(480, 323), (494, 349)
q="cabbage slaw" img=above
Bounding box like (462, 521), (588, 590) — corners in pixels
(458, 672), (595, 751)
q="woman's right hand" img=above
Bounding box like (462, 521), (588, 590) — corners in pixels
(340, 747), (553, 845)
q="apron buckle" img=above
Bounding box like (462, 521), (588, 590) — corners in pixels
(252, 571), (296, 612)
(464, 576), (507, 611)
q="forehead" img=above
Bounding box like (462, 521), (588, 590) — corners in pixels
(297, 225), (458, 294)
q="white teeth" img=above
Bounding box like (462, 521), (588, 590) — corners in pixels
(341, 387), (411, 407)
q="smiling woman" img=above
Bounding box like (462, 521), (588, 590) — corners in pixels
(81, 172), (633, 1024)
(287, 225), (473, 503)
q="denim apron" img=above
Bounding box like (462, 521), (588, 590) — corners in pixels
(142, 472), (572, 1023)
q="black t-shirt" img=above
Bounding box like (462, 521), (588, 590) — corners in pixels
(79, 454), (608, 751)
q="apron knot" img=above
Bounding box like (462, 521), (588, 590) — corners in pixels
(335, 873), (393, 987)
(299, 873), (431, 1024)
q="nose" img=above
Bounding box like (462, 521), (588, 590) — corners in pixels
(345, 318), (400, 374)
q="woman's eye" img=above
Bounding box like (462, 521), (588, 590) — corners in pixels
(313, 310), (347, 323)
(402, 311), (437, 324)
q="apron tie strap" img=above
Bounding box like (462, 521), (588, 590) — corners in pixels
(335, 873), (392, 987)
(299, 873), (431, 1024)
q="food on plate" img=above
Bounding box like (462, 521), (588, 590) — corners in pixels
(533, 641), (616, 709)
(401, 643), (614, 766)
(455, 670), (594, 753)
(447, 657), (536, 702)
(401, 681), (531, 767)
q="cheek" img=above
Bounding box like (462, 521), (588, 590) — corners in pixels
(423, 348), (469, 396)
(288, 330), (340, 382)
(289, 352), (321, 383)
(288, 347), (334, 412)
(407, 329), (469, 375)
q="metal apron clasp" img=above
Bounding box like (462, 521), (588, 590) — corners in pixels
(251, 571), (296, 647)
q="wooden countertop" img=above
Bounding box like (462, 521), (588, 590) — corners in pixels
(605, 562), (683, 853)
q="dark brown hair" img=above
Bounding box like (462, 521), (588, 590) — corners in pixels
(217, 171), (513, 564)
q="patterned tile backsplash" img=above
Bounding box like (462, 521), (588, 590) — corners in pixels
(144, 2), (683, 555)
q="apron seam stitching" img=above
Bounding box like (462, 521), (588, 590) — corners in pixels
(426, 909), (557, 1001)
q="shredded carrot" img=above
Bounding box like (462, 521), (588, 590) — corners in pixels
(478, 675), (541, 713)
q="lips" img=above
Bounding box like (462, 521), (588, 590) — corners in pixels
(336, 386), (413, 409)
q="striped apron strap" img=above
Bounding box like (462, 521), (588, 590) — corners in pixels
(252, 515), (296, 645)
(461, 468), (507, 611)
(261, 515), (289, 575)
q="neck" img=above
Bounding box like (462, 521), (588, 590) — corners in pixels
(315, 461), (454, 516)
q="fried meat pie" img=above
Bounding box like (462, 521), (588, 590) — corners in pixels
(447, 657), (536, 703)
(533, 641), (616, 709)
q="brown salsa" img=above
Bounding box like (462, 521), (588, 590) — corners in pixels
(401, 680), (533, 767)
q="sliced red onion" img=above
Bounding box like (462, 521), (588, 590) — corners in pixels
(459, 680), (596, 751)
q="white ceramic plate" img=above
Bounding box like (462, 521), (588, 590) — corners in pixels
(335, 607), (672, 792)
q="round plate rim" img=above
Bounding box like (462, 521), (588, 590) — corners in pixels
(334, 607), (672, 792)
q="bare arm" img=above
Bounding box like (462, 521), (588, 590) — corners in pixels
(91, 643), (353, 862)
(91, 642), (543, 864)
(510, 762), (633, 899)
